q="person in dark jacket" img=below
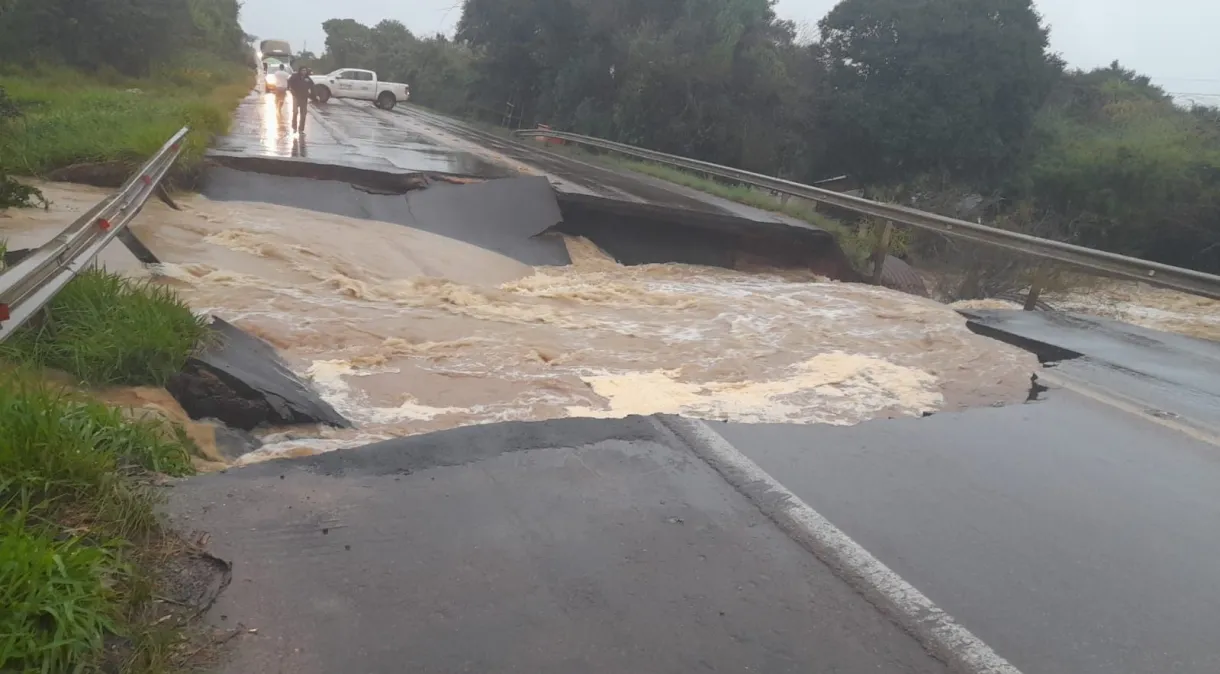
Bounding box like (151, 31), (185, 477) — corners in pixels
(286, 68), (313, 133)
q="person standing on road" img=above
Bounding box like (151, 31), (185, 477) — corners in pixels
(273, 64), (289, 106)
(287, 67), (313, 134)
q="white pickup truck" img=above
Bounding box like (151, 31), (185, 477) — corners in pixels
(308, 69), (411, 110)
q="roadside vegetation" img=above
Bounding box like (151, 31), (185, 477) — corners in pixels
(303, 0), (1220, 297)
(0, 1), (247, 670)
(1, 269), (210, 387)
(0, 63), (251, 179)
(0, 265), (211, 674)
(0, 368), (196, 674)
(0, 0), (253, 183)
(0, 81), (44, 208)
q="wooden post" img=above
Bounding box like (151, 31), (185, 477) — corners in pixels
(870, 220), (894, 285)
(1024, 266), (1050, 311)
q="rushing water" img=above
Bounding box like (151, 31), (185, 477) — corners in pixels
(6, 183), (1043, 464)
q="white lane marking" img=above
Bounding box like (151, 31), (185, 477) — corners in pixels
(656, 415), (1022, 674)
(1039, 369), (1220, 447)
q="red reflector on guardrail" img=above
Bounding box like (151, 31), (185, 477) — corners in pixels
(97, 219), (112, 231)
(0, 304), (10, 321)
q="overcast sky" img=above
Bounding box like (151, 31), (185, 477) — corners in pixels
(243, 0), (1220, 103)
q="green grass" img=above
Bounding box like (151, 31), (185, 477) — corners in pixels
(0, 63), (251, 176)
(0, 369), (195, 673)
(0, 265), (205, 673)
(0, 510), (123, 672)
(1, 269), (210, 387)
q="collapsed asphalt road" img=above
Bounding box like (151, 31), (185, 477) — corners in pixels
(151, 90), (1220, 673)
(169, 416), (960, 674)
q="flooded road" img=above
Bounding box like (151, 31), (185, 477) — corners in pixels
(209, 92), (513, 177)
(3, 182), (1038, 464)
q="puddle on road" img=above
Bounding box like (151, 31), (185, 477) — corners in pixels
(6, 182), (1039, 465)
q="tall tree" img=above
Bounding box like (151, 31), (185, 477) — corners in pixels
(818, 0), (1063, 184)
(322, 18), (374, 68)
(0, 0), (243, 75)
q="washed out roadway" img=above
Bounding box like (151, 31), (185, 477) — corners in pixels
(178, 88), (1220, 673)
(188, 89), (957, 672)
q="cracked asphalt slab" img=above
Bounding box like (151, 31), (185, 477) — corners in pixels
(167, 417), (951, 674)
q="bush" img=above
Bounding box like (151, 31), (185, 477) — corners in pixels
(1013, 67), (1220, 273)
(1, 269), (209, 387)
(0, 85), (47, 208)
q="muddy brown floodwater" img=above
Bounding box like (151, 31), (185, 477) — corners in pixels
(5, 183), (1040, 465)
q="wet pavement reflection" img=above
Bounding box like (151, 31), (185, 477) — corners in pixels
(210, 92), (514, 177)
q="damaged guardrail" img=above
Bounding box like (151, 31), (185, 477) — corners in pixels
(514, 128), (1220, 307)
(0, 127), (189, 341)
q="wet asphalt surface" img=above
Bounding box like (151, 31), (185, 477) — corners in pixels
(210, 93), (816, 228)
(169, 417), (949, 674)
(210, 92), (513, 177)
(718, 391), (1220, 674)
(184, 89), (1220, 673)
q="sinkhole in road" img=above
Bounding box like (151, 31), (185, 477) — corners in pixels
(6, 180), (1039, 465)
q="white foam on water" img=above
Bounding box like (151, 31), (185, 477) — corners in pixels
(307, 360), (465, 425)
(566, 351), (943, 425)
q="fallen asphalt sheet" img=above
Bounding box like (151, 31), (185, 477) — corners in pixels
(169, 316), (350, 431)
(167, 415), (952, 674)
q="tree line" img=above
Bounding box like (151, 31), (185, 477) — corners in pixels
(306, 0), (1220, 277)
(0, 0), (248, 76)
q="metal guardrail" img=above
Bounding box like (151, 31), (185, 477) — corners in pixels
(514, 128), (1220, 305)
(0, 127), (189, 341)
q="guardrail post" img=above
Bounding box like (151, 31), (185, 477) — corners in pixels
(1024, 266), (1050, 311)
(870, 221), (895, 285)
